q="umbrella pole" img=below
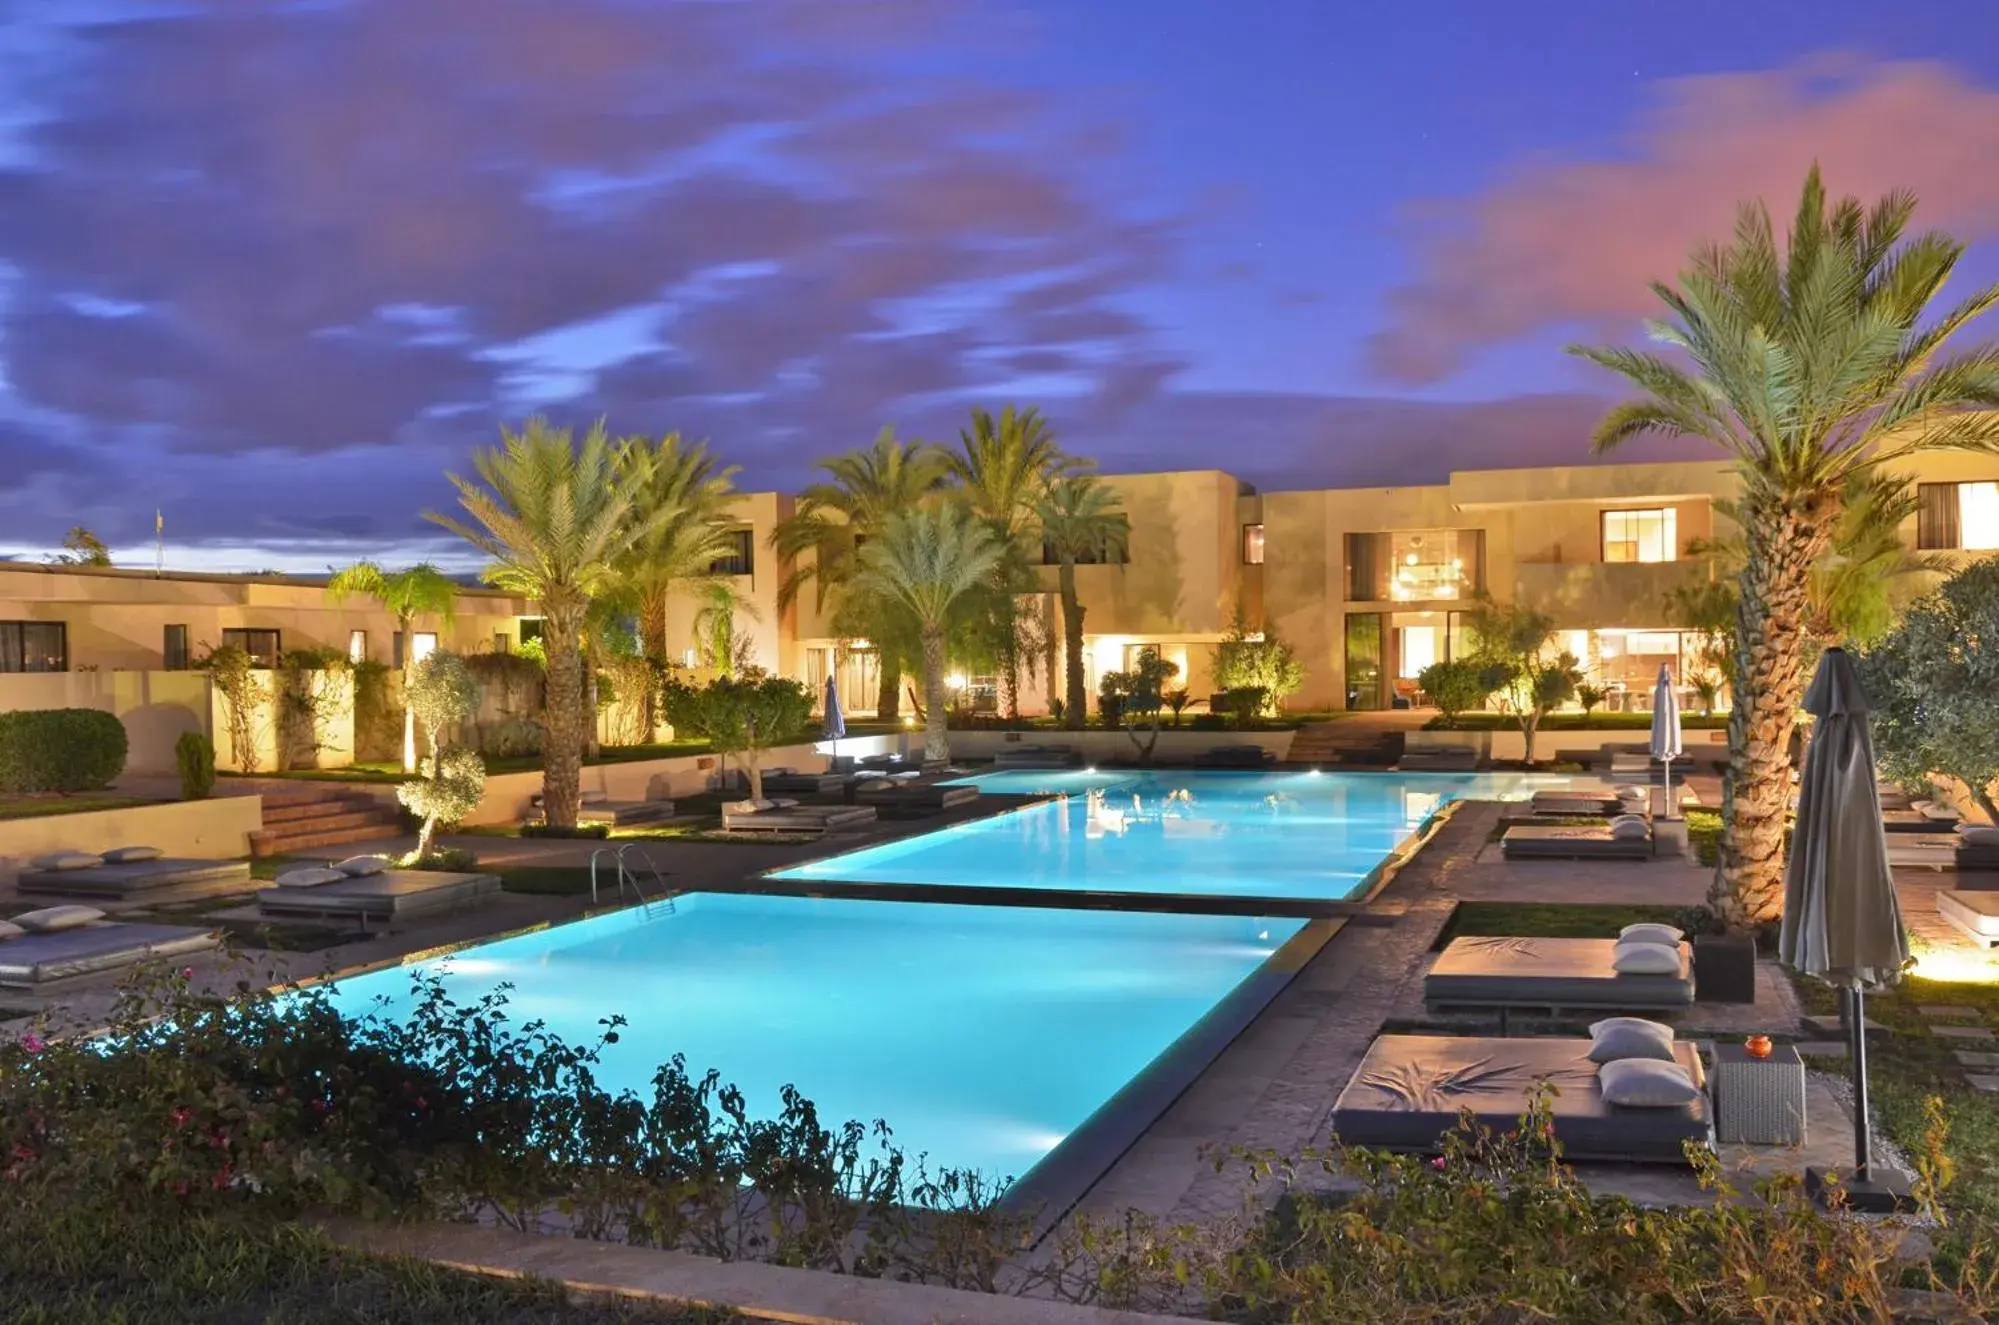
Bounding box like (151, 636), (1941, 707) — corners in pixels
(1851, 984), (1872, 1183)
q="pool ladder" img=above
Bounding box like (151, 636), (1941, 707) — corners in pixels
(588, 844), (676, 919)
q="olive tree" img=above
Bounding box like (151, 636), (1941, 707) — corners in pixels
(663, 671), (813, 804)
(395, 651), (484, 858)
(1858, 561), (1999, 821)
(1466, 597), (1581, 766)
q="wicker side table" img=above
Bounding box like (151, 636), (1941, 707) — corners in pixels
(1710, 1042), (1806, 1145)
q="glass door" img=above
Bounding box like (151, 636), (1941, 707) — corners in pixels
(1344, 612), (1384, 710)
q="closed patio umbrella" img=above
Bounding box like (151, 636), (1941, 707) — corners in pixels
(1778, 646), (1913, 1210)
(823, 675), (846, 765)
(1649, 664), (1683, 819)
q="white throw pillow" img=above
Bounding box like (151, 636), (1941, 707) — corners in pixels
(1587, 1016), (1677, 1063)
(0, 921), (22, 941)
(13, 904), (105, 932)
(335, 855), (391, 877)
(1921, 801), (1963, 821)
(1959, 825), (1999, 847)
(1619, 922), (1684, 946)
(100, 845), (164, 864)
(1598, 1058), (1700, 1107)
(1612, 941), (1683, 975)
(29, 851), (102, 872)
(274, 866), (347, 889)
(1616, 785), (1648, 801)
(1610, 817), (1652, 841)
(724, 800), (758, 815)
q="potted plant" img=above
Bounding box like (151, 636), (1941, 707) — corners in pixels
(1676, 904), (1757, 1004)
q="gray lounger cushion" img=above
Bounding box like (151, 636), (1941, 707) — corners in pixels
(0, 923), (219, 987)
(16, 858), (253, 898)
(1937, 890), (1999, 946)
(257, 870), (501, 920)
(853, 783), (979, 813)
(1424, 936), (1695, 1010)
(1501, 823), (1653, 860)
(101, 845), (164, 864)
(1333, 1034), (1709, 1163)
(760, 771), (846, 793)
(721, 803), (877, 833)
(1886, 837), (1999, 872)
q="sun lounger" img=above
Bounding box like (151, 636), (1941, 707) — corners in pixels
(0, 922), (219, 988)
(1607, 750), (1654, 777)
(1937, 891), (1999, 947)
(1881, 802), (1962, 833)
(852, 780), (979, 817)
(991, 744), (1081, 769)
(720, 801), (878, 834)
(1527, 788), (1647, 817)
(1424, 936), (1696, 1021)
(1331, 1034), (1710, 1164)
(1190, 744), (1277, 769)
(1500, 821), (1654, 860)
(16, 857), (252, 899)
(1885, 834), (1999, 872)
(760, 767), (847, 795)
(1396, 746), (1478, 772)
(530, 791), (674, 826)
(257, 869), (501, 922)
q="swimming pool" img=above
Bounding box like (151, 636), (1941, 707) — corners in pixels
(318, 893), (1308, 1189)
(771, 769), (1545, 906)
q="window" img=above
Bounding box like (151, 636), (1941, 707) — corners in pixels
(0, 622), (67, 673)
(163, 624), (189, 671)
(492, 631), (511, 653)
(708, 529), (755, 576)
(1344, 529), (1484, 600)
(220, 628), (280, 668)
(1241, 523), (1265, 565)
(1122, 642), (1164, 670)
(347, 630), (368, 664)
(1041, 532), (1128, 565)
(392, 631), (438, 670)
(518, 618), (544, 645)
(1919, 481), (1999, 550)
(1602, 508), (1678, 563)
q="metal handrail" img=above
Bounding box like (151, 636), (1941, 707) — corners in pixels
(586, 844), (674, 917)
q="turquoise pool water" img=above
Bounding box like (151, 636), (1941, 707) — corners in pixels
(773, 769), (1545, 904)
(319, 893), (1303, 1186)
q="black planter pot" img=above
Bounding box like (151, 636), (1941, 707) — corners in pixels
(1692, 933), (1758, 1004)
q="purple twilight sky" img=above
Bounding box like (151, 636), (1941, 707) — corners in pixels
(4, 0), (1999, 569)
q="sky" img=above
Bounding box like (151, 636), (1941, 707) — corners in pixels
(5, 0), (1999, 570)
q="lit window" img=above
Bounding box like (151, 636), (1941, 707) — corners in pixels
(1242, 523), (1265, 565)
(348, 629), (368, 663)
(1961, 482), (1999, 550)
(0, 622), (67, 673)
(411, 632), (438, 666)
(1397, 626), (1438, 679)
(1603, 508), (1678, 563)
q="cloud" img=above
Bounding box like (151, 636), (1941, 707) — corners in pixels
(0, 0), (1181, 501)
(1369, 58), (1999, 384)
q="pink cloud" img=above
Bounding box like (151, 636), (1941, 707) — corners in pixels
(1369, 58), (1999, 384)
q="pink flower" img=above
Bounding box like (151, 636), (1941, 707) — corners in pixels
(170, 1106), (192, 1127)
(180, 967), (195, 980)
(1430, 1156), (1448, 1171)
(17, 1033), (44, 1054)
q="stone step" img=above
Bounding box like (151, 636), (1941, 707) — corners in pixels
(250, 821), (404, 857)
(261, 794), (391, 824)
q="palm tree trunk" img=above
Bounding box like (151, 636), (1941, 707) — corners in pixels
(1713, 497), (1833, 928)
(877, 659), (901, 721)
(920, 625), (949, 767)
(398, 612), (418, 774)
(541, 608), (586, 829)
(1060, 562), (1086, 730)
(639, 588), (669, 658)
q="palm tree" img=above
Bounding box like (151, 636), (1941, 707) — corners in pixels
(613, 433), (743, 658)
(1034, 473), (1130, 729)
(325, 560), (459, 772)
(946, 405), (1075, 714)
(1571, 166), (1999, 927)
(846, 504), (1004, 766)
(771, 429), (947, 717)
(690, 577), (763, 677)
(429, 418), (649, 829)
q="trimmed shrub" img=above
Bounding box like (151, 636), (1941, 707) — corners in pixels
(0, 708), (128, 793)
(175, 731), (216, 800)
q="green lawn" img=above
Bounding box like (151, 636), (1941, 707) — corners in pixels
(1437, 901), (1688, 945)
(0, 794), (158, 821)
(0, 1200), (733, 1325)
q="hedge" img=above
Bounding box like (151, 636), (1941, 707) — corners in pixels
(0, 708), (129, 793)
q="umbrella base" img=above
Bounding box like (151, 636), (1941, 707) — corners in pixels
(1805, 1166), (1916, 1213)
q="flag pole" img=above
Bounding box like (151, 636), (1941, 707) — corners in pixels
(155, 509), (164, 577)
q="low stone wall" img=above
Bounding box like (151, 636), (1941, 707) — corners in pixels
(464, 732), (904, 825)
(0, 795), (263, 882)
(942, 728), (1295, 764)
(1406, 727), (1729, 766)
